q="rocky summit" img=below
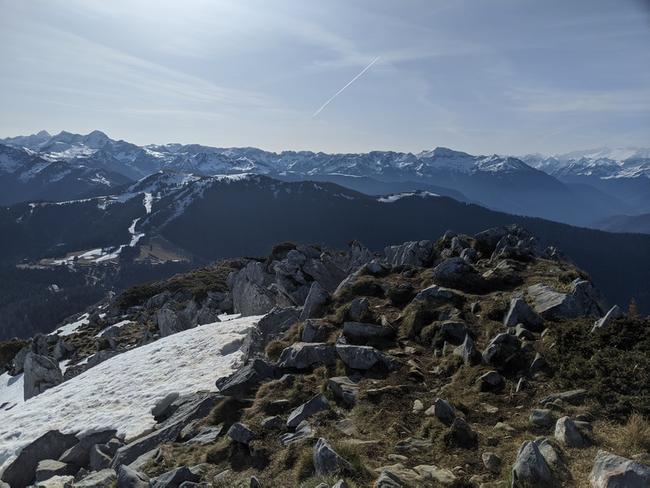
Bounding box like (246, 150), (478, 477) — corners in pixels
(1, 224), (649, 488)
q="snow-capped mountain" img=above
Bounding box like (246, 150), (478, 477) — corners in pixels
(3, 131), (650, 226)
(521, 147), (650, 179)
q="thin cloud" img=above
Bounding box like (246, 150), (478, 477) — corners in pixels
(312, 56), (380, 118)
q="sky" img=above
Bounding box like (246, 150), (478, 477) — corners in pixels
(1, 0), (649, 155)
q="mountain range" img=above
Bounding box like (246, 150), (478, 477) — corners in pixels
(2, 130), (649, 229)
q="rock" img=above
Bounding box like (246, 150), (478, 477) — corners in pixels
(331, 480), (348, 488)
(375, 470), (406, 487)
(59, 429), (116, 467)
(256, 307), (301, 344)
(482, 333), (523, 370)
(216, 358), (277, 397)
(227, 423), (256, 445)
(384, 240), (435, 267)
(261, 416), (284, 430)
(152, 392), (180, 420)
(540, 389), (588, 406)
(229, 262), (277, 316)
(156, 307), (192, 338)
(117, 465), (150, 488)
(53, 338), (75, 361)
(444, 417), (478, 449)
(349, 297), (371, 322)
(313, 438), (352, 476)
(279, 421), (313, 446)
(23, 352), (63, 400)
(343, 322), (394, 344)
(478, 371), (505, 393)
(1, 430), (78, 488)
(514, 324), (536, 341)
(511, 439), (557, 488)
(482, 452), (502, 474)
(414, 465), (457, 484)
(530, 353), (551, 375)
(327, 376), (360, 407)
(336, 344), (396, 371)
(301, 319), (335, 343)
(74, 469), (118, 488)
(386, 283), (416, 307)
(453, 334), (481, 365)
(35, 475), (75, 488)
(151, 466), (200, 488)
(431, 257), (484, 290)
(89, 443), (112, 470)
(412, 399), (424, 413)
(34, 459), (74, 482)
(112, 392), (220, 468)
(424, 398), (456, 425)
(300, 282), (330, 320)
(529, 409), (554, 429)
(591, 305), (623, 333)
(277, 342), (337, 370)
(287, 394), (330, 428)
(186, 425), (223, 445)
(504, 297), (543, 331)
(250, 476), (261, 488)
(589, 450), (650, 488)
(528, 279), (603, 319)
(554, 417), (591, 447)
(411, 285), (462, 305)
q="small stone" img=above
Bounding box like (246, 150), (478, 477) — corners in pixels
(530, 409), (554, 429)
(313, 438), (352, 476)
(424, 398), (456, 425)
(412, 399), (424, 413)
(287, 394), (329, 428)
(482, 452), (502, 474)
(555, 416), (591, 448)
(261, 416), (284, 430)
(227, 422), (256, 445)
(478, 371), (505, 393)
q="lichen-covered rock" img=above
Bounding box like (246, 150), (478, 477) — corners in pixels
(528, 279), (603, 319)
(589, 450), (650, 488)
(23, 352), (63, 400)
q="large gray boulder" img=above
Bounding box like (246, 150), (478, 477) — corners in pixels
(74, 469), (117, 487)
(384, 240), (435, 267)
(287, 394), (330, 428)
(327, 376), (360, 407)
(229, 262), (278, 315)
(1, 430), (78, 488)
(59, 429), (116, 467)
(554, 417), (590, 448)
(431, 257), (484, 290)
(313, 438), (352, 476)
(336, 344), (396, 371)
(504, 297), (543, 331)
(111, 393), (220, 468)
(117, 465), (150, 488)
(34, 459), (75, 482)
(300, 281), (330, 320)
(528, 279), (603, 319)
(343, 322), (394, 344)
(589, 450), (650, 488)
(591, 305), (623, 333)
(482, 333), (523, 370)
(511, 439), (557, 488)
(156, 307), (192, 338)
(277, 343), (337, 370)
(216, 358), (277, 397)
(150, 466), (200, 488)
(227, 422), (256, 445)
(23, 352), (63, 400)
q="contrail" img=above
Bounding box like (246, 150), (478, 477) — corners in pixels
(312, 56), (380, 118)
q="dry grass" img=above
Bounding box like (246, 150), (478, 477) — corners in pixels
(623, 413), (650, 453)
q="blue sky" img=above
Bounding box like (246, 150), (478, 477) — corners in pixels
(1, 0), (649, 154)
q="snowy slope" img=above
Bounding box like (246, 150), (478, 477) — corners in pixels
(0, 315), (260, 471)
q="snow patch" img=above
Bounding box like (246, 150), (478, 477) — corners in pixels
(0, 316), (260, 471)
